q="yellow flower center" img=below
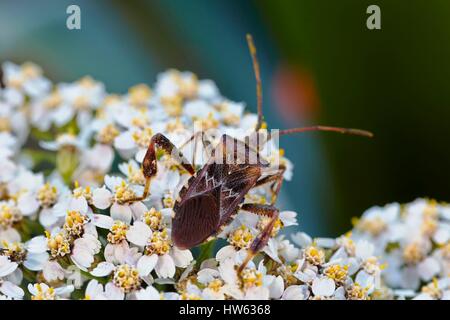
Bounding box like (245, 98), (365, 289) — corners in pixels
(113, 264), (141, 293)
(132, 127), (153, 148)
(127, 164), (146, 185)
(46, 231), (71, 258)
(0, 117), (11, 132)
(403, 242), (424, 265)
(165, 118), (185, 133)
(0, 204), (21, 229)
(22, 62), (42, 79)
(63, 210), (88, 238)
(37, 183), (58, 207)
(324, 264), (349, 284)
(346, 283), (369, 300)
(162, 193), (175, 209)
(114, 181), (136, 204)
(356, 217), (386, 236)
(421, 278), (441, 299)
(207, 279), (224, 292)
(143, 208), (164, 231)
(440, 242), (450, 260)
(257, 217), (283, 237)
(107, 221), (129, 244)
(305, 246), (325, 266)
(43, 91), (62, 109)
(363, 256), (382, 274)
(78, 76), (97, 88)
(228, 225), (254, 250)
(421, 215), (438, 237)
(337, 233), (356, 256)
(73, 95), (90, 110)
(175, 71), (198, 99)
(277, 263), (300, 286)
(145, 229), (171, 256)
(31, 284), (56, 300)
(129, 84), (152, 107)
(193, 113), (219, 130)
(72, 183), (92, 203)
(240, 268), (263, 289)
(97, 124), (119, 145)
(161, 95), (183, 117)
(423, 201), (438, 218)
(181, 293), (202, 300)
(0, 241), (26, 263)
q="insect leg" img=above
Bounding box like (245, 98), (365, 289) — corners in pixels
(124, 133), (195, 203)
(253, 166), (286, 204)
(236, 203), (279, 275)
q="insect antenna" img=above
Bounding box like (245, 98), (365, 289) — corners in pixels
(277, 126), (374, 138)
(246, 34), (263, 132)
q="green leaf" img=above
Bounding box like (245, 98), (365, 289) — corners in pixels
(195, 240), (216, 268)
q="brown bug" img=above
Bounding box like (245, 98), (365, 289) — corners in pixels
(124, 35), (373, 274)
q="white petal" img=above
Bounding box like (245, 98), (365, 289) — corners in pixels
(216, 245), (237, 262)
(417, 257), (440, 282)
(155, 254), (176, 278)
(111, 203), (132, 223)
(91, 214), (114, 229)
(280, 210), (298, 227)
(355, 270), (374, 291)
(170, 247), (193, 268)
(281, 285), (309, 300)
(135, 286), (160, 300)
(92, 187), (112, 209)
(23, 252), (49, 271)
(39, 208), (58, 228)
(355, 240), (375, 260)
(130, 201), (147, 221)
(105, 283), (125, 300)
(311, 277), (335, 297)
(315, 238), (336, 248)
(91, 262), (115, 277)
(17, 193), (39, 216)
(268, 275), (284, 299)
(69, 196), (88, 213)
(126, 221), (151, 246)
(0, 281), (24, 299)
(26, 236), (48, 254)
(291, 232), (312, 248)
(0, 259), (17, 277)
(42, 261), (65, 282)
(137, 254), (158, 277)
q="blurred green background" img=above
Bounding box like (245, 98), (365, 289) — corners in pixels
(1, 0), (450, 236)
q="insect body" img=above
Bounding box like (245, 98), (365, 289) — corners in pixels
(124, 35), (373, 274)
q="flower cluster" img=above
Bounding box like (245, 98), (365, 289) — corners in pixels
(351, 199), (450, 299)
(0, 61), (448, 300)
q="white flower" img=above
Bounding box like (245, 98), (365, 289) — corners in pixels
(126, 221), (193, 278)
(84, 280), (124, 300)
(92, 176), (147, 223)
(2, 61), (51, 102)
(71, 232), (101, 271)
(28, 283), (74, 300)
